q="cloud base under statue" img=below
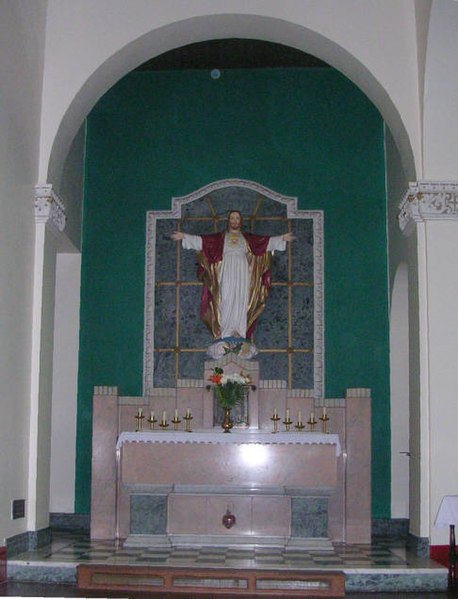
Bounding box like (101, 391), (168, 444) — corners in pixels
(207, 337), (258, 360)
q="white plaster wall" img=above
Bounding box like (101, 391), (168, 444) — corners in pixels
(0, 0), (47, 543)
(390, 263), (410, 518)
(40, 0), (422, 188)
(28, 229), (57, 531)
(425, 221), (458, 545)
(50, 254), (81, 513)
(385, 127), (413, 522)
(411, 223), (432, 539)
(423, 1), (458, 179)
(59, 125), (86, 251)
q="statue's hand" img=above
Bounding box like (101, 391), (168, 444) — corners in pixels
(171, 231), (185, 241)
(282, 232), (296, 242)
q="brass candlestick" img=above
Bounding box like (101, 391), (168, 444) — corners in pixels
(307, 414), (317, 432)
(319, 413), (330, 433)
(271, 413), (281, 433)
(283, 416), (293, 432)
(159, 419), (169, 430)
(171, 416), (181, 431)
(183, 413), (193, 432)
(295, 421), (305, 431)
(135, 411), (145, 432)
(146, 415), (157, 430)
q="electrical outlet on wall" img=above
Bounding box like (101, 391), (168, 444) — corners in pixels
(11, 499), (25, 520)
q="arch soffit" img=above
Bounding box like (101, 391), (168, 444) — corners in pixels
(46, 13), (417, 190)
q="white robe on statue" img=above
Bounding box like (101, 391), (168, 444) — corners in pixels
(182, 232), (285, 339)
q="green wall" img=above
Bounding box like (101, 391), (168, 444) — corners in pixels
(78, 68), (390, 517)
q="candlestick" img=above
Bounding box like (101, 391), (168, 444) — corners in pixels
(307, 411), (317, 432)
(146, 411), (157, 430)
(159, 411), (169, 430)
(135, 408), (145, 432)
(271, 409), (281, 433)
(183, 409), (193, 432)
(171, 409), (181, 431)
(319, 408), (330, 433)
(295, 410), (305, 431)
(283, 409), (293, 432)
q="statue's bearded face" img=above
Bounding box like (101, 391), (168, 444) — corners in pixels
(228, 211), (242, 231)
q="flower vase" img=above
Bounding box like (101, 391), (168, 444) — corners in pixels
(222, 407), (233, 433)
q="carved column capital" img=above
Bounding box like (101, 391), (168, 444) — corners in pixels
(398, 181), (458, 236)
(34, 184), (66, 232)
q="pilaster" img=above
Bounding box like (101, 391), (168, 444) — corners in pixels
(28, 185), (66, 531)
(398, 181), (458, 546)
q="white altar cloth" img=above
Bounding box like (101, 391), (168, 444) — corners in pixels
(116, 430), (341, 456)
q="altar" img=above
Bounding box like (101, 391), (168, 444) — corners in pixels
(90, 356), (371, 547)
(117, 430), (340, 548)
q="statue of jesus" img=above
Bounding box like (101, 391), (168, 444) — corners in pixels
(171, 210), (295, 341)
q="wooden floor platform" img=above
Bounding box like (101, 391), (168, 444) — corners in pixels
(77, 564), (345, 597)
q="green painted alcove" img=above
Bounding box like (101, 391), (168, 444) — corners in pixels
(77, 67), (389, 517)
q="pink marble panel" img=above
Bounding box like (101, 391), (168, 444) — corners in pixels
(345, 393), (371, 543)
(252, 496), (290, 536)
(121, 442), (337, 488)
(117, 485), (131, 539)
(326, 407), (346, 542)
(119, 405), (144, 433)
(91, 392), (118, 539)
(202, 387), (214, 428)
(258, 389), (287, 430)
(168, 495), (207, 534)
(177, 388), (204, 429)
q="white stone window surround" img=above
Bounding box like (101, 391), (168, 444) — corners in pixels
(143, 179), (324, 398)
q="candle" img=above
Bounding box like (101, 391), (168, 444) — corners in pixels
(186, 408), (191, 417)
(174, 408), (178, 419)
(162, 410), (167, 424)
(298, 410), (302, 424)
(150, 411), (154, 420)
(323, 406), (327, 418)
(286, 408), (290, 420)
(311, 411), (315, 421)
(273, 408), (278, 417)
(138, 408), (142, 417)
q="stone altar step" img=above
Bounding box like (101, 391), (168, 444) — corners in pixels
(6, 559), (448, 594)
(77, 563), (346, 597)
(124, 533), (335, 552)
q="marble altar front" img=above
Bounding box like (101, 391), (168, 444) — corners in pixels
(91, 356), (371, 547)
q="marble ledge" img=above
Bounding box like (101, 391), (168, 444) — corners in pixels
(123, 483), (336, 496)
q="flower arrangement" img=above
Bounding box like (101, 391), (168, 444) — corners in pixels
(209, 367), (251, 409)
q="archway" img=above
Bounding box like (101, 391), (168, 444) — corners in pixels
(43, 13), (417, 191)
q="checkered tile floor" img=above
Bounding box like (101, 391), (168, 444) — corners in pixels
(9, 531), (440, 572)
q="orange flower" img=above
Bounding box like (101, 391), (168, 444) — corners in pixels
(209, 373), (222, 384)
